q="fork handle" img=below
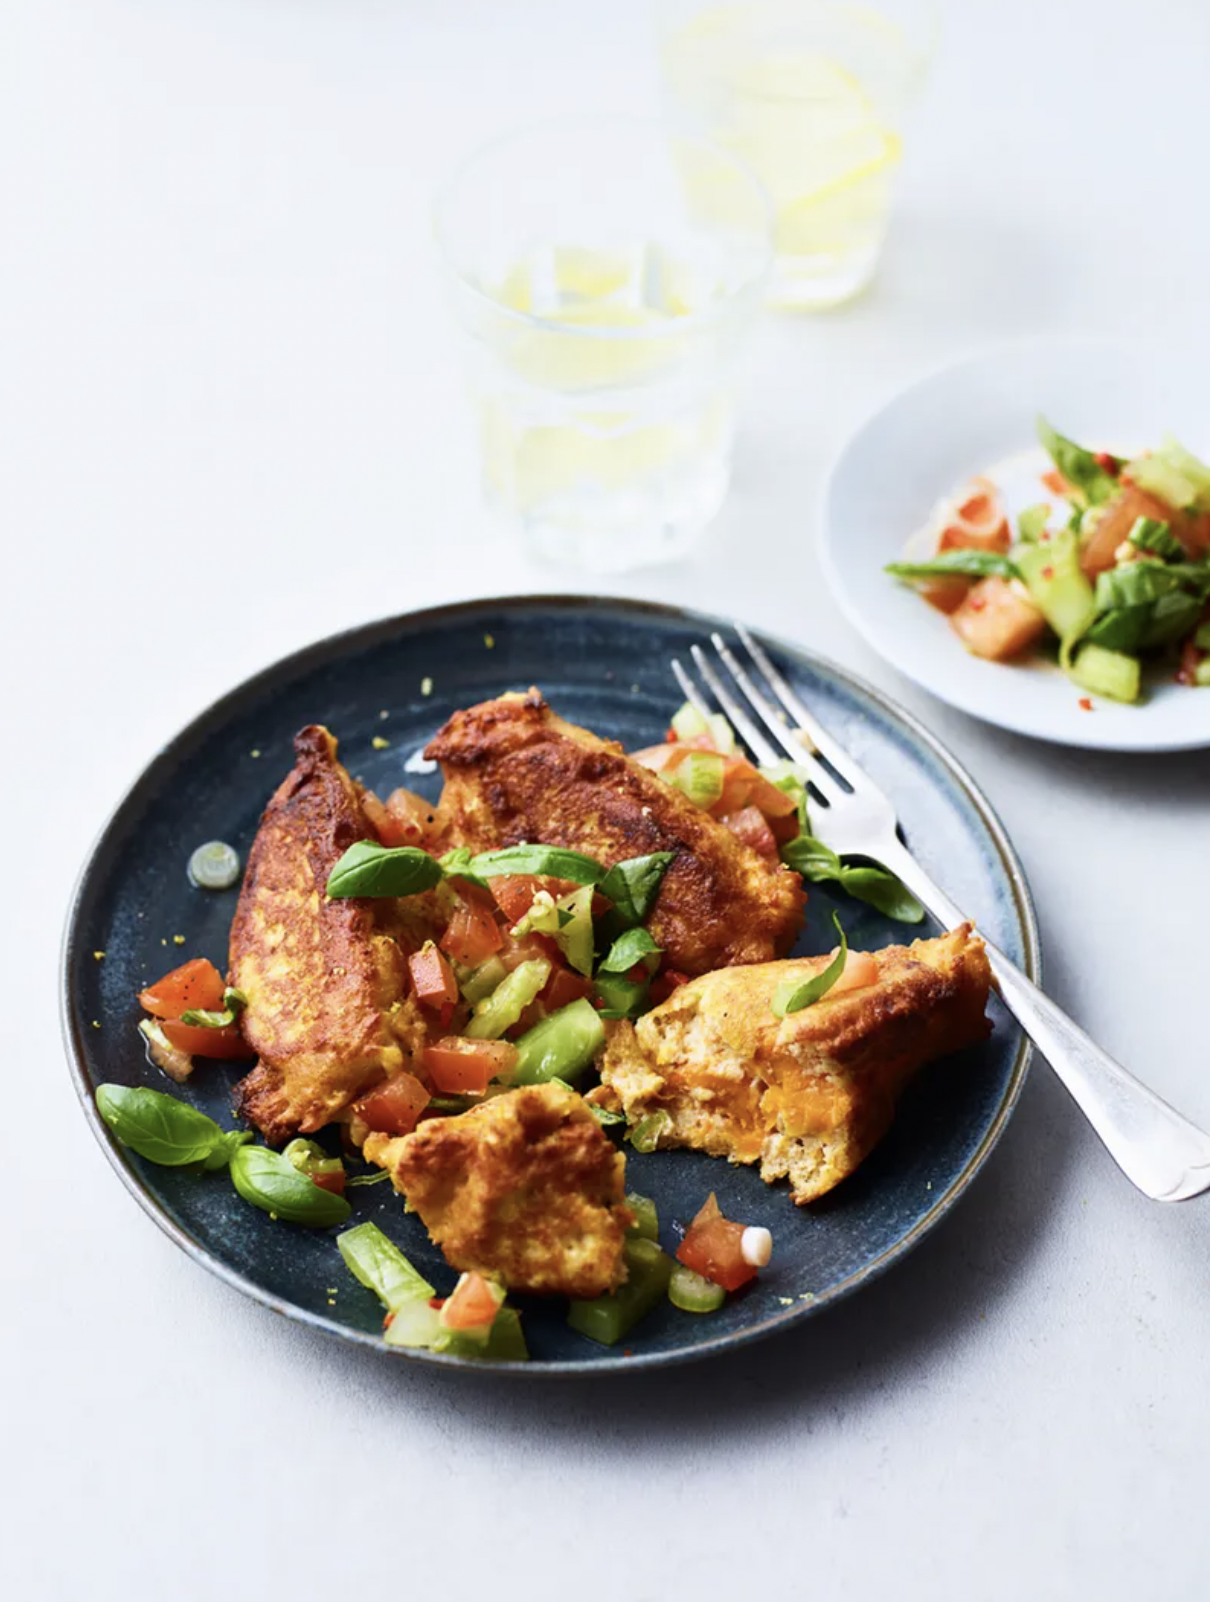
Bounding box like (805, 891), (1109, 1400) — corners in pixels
(876, 838), (1210, 1202)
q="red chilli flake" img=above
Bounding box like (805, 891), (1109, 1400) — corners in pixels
(969, 595), (988, 612)
(1041, 566), (1055, 581)
(1078, 697), (1094, 712)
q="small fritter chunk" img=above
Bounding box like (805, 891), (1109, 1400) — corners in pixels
(425, 689), (805, 975)
(365, 1084), (631, 1298)
(230, 726), (436, 1144)
(597, 926), (992, 1204)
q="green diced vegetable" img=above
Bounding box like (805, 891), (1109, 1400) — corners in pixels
(283, 1137), (344, 1180)
(1015, 533), (1097, 641)
(628, 1110), (672, 1153)
(1036, 416), (1119, 506)
(512, 999), (606, 1085)
(96, 1083), (251, 1169)
(759, 762), (810, 832)
(772, 913), (848, 1017)
(327, 841), (444, 899)
(464, 845), (604, 884)
(587, 1101), (626, 1128)
(1154, 436), (1210, 509)
(1066, 643), (1142, 704)
(1195, 623), (1210, 651)
(230, 1145), (352, 1226)
(554, 882), (595, 977)
(1128, 517), (1183, 561)
(1128, 438), (1210, 513)
(593, 970), (651, 1020)
(567, 1238), (674, 1347)
(671, 701), (735, 753)
(625, 1192), (659, 1242)
(1195, 660), (1210, 687)
(337, 1221), (435, 1310)
(464, 959), (551, 1039)
(598, 926), (662, 974)
(480, 1307), (529, 1361)
(1095, 559), (1185, 611)
(188, 840), (241, 891)
(885, 550), (1017, 582)
(671, 750), (725, 809)
(597, 853), (674, 928)
(459, 955), (509, 1005)
(1017, 503), (1051, 543)
(179, 988), (247, 1029)
(669, 1263), (726, 1313)
(383, 1298), (446, 1350)
(508, 889), (561, 938)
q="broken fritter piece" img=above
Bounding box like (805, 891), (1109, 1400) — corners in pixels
(425, 689), (805, 975)
(230, 725), (437, 1144)
(598, 925), (992, 1204)
(365, 1083), (631, 1298)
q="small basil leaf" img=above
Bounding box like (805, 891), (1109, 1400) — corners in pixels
(1128, 517), (1183, 562)
(885, 550), (1018, 581)
(836, 866), (926, 924)
(598, 927), (663, 974)
(229, 1145), (352, 1226)
(202, 1130), (253, 1171)
(466, 845), (605, 884)
(627, 1111), (672, 1153)
(1036, 416), (1118, 506)
(772, 914), (849, 1017)
(95, 1084), (234, 1167)
(596, 853), (675, 927)
(327, 841), (444, 899)
(780, 834), (843, 880)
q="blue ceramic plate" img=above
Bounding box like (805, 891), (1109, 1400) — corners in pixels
(61, 597), (1038, 1374)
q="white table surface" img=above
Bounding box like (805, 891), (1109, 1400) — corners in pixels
(6, 1), (1210, 1597)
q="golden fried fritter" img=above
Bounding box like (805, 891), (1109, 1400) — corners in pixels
(230, 726), (436, 1144)
(365, 1083), (631, 1297)
(425, 689), (805, 975)
(596, 925), (992, 1203)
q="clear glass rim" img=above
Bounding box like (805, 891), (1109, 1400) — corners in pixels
(432, 114), (775, 343)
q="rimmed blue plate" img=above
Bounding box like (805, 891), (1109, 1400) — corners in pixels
(61, 597), (1038, 1374)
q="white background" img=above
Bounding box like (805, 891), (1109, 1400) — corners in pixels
(5, 2), (1210, 1598)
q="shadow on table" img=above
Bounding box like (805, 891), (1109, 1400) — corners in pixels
(298, 1051), (1083, 1441)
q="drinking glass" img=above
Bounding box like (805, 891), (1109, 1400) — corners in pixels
(659, 1), (937, 309)
(434, 119), (772, 572)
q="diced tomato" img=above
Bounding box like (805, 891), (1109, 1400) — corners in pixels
(354, 1072), (431, 1136)
(490, 874), (546, 925)
(310, 1170), (347, 1196)
(159, 1019), (253, 1059)
(917, 576), (972, 614)
(408, 942), (458, 1013)
(422, 1037), (517, 1094)
(542, 967), (594, 1011)
(630, 743), (680, 772)
(360, 791), (410, 848)
(385, 788), (437, 847)
(740, 767), (800, 821)
(950, 577), (1047, 661)
(719, 805), (778, 858)
(1094, 451), (1121, 475)
(676, 1194), (759, 1293)
(1041, 468), (1071, 496)
(649, 969), (691, 1006)
(767, 810), (802, 846)
(499, 931), (561, 970)
(829, 950), (880, 995)
(138, 958), (226, 1020)
(713, 758), (754, 816)
(937, 476), (1010, 554)
(441, 1272), (504, 1331)
(440, 897), (504, 967)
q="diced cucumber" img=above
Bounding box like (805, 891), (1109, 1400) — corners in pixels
(1017, 502), (1051, 542)
(511, 998), (606, 1085)
(566, 1238), (674, 1347)
(464, 959), (551, 1039)
(1194, 623), (1210, 651)
(459, 955), (509, 1005)
(337, 1222), (435, 1311)
(592, 970), (650, 1019)
(555, 883), (595, 977)
(1195, 660), (1210, 687)
(624, 1192), (659, 1242)
(1015, 534), (1097, 641)
(1067, 643), (1142, 703)
(670, 700), (734, 753)
(668, 1263), (726, 1314)
(1128, 516), (1183, 561)
(671, 749), (725, 809)
(1129, 451), (1200, 513)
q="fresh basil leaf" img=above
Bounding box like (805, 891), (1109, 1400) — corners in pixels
(466, 845), (604, 884)
(598, 926), (663, 974)
(780, 833), (843, 879)
(327, 840), (444, 899)
(772, 914), (849, 1017)
(596, 852), (675, 926)
(437, 846), (482, 884)
(885, 550), (1018, 581)
(1094, 559), (1184, 612)
(95, 1084), (247, 1168)
(337, 1221), (434, 1311)
(1036, 416), (1118, 506)
(1017, 502), (1051, 542)
(838, 866), (926, 923)
(229, 1145), (352, 1226)
(1142, 589), (1205, 648)
(1128, 517), (1183, 562)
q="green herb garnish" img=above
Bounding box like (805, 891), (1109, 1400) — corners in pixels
(327, 841), (445, 899)
(95, 1084), (251, 1170)
(772, 913), (849, 1017)
(598, 926), (662, 974)
(229, 1145), (352, 1226)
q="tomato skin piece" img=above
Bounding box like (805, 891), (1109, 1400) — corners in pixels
(830, 950), (880, 994)
(950, 577), (1046, 661)
(361, 790), (410, 847)
(385, 788), (437, 846)
(917, 576), (972, 614)
(441, 1272), (503, 1330)
(937, 477), (1011, 554)
(408, 943), (458, 1011)
(310, 1169), (347, 1196)
(719, 805), (778, 859)
(491, 874), (544, 924)
(138, 958), (226, 1020)
(676, 1193), (758, 1293)
(440, 898), (504, 967)
(354, 1072), (431, 1136)
(422, 1037), (517, 1094)
(542, 967), (594, 1012)
(159, 1019), (253, 1059)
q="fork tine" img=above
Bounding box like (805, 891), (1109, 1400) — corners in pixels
(708, 634), (847, 804)
(734, 622), (871, 791)
(683, 647), (782, 766)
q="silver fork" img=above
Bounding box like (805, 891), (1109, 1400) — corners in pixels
(672, 624), (1210, 1203)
